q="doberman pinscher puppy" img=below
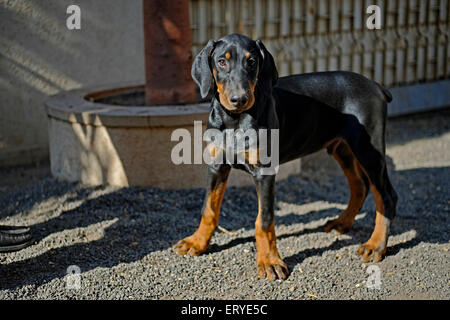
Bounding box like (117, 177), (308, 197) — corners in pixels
(173, 34), (398, 281)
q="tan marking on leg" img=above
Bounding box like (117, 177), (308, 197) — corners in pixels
(325, 140), (368, 233)
(358, 185), (389, 262)
(244, 147), (259, 165)
(325, 140), (390, 262)
(326, 159), (367, 232)
(173, 182), (227, 256)
(207, 142), (217, 158)
(255, 192), (289, 280)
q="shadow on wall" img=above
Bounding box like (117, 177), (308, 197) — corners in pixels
(0, 0), (144, 166)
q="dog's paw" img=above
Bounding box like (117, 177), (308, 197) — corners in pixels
(324, 217), (353, 234)
(257, 258), (289, 281)
(173, 236), (208, 256)
(357, 241), (386, 262)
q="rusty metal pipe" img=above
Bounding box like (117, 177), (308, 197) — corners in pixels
(143, 0), (197, 106)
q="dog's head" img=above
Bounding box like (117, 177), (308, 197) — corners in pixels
(192, 34), (278, 114)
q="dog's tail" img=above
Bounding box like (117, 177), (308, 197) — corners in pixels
(376, 82), (393, 103)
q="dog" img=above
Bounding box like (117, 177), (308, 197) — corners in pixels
(173, 34), (398, 280)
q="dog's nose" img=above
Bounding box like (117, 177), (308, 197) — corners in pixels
(230, 94), (248, 107)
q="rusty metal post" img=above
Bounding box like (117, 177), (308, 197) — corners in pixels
(143, 0), (197, 106)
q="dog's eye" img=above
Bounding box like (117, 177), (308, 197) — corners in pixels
(218, 58), (227, 67)
(247, 58), (256, 67)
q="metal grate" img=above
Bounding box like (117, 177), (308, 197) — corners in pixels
(189, 0), (450, 86)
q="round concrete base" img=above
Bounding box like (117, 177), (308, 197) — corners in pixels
(46, 83), (301, 189)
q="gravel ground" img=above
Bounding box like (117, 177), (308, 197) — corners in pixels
(0, 109), (449, 300)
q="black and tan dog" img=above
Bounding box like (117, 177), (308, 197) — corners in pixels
(173, 34), (398, 280)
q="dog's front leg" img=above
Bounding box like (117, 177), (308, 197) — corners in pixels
(173, 164), (230, 256)
(254, 174), (289, 280)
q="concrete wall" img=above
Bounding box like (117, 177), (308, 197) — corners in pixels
(0, 0), (145, 166)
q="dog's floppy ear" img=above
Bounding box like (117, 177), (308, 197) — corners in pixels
(255, 40), (278, 87)
(191, 40), (217, 99)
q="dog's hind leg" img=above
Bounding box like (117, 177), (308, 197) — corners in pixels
(357, 164), (398, 262)
(350, 140), (398, 262)
(324, 139), (370, 234)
